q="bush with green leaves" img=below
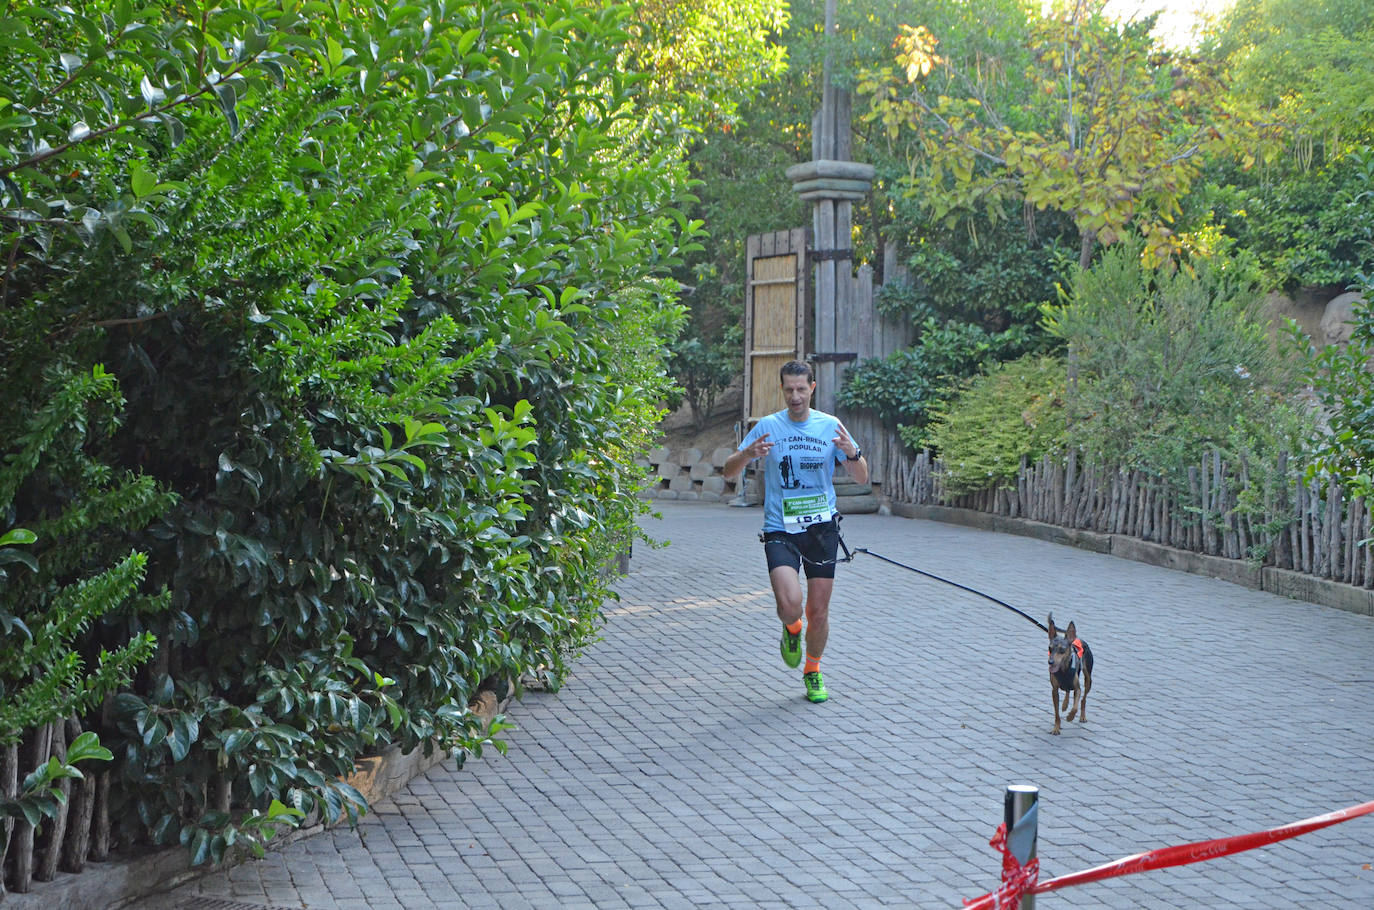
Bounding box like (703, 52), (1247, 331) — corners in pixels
(1196, 148), (1374, 291)
(1043, 241), (1309, 486)
(923, 355), (1068, 494)
(2, 0), (699, 868)
(880, 195), (1079, 332)
(837, 317), (1035, 443)
(1197, 0), (1374, 292)
(666, 335), (737, 429)
(0, 367), (169, 748)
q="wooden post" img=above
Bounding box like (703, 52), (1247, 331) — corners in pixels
(61, 720), (96, 873)
(36, 720), (70, 882)
(1365, 502), (1373, 589)
(1, 741), (17, 895)
(814, 198), (837, 412)
(91, 770), (111, 862)
(12, 724), (53, 892)
(1327, 480), (1337, 578)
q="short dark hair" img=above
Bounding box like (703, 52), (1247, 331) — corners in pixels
(780, 360), (814, 384)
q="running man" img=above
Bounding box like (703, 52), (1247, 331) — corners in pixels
(723, 360), (868, 702)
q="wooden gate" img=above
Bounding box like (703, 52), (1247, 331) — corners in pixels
(743, 228), (808, 425)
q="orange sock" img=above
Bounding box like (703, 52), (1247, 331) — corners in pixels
(786, 619), (803, 636)
(804, 654), (821, 674)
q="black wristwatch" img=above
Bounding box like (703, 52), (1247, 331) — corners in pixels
(846, 448), (862, 461)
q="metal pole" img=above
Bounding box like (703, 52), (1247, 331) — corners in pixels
(1004, 784), (1039, 909)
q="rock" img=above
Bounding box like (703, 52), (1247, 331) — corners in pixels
(837, 492), (881, 514)
(1320, 291), (1363, 347)
(700, 476), (726, 495)
(675, 447), (704, 466)
(711, 446), (736, 468)
(833, 478), (873, 497)
(689, 462), (715, 480)
(647, 446), (671, 465)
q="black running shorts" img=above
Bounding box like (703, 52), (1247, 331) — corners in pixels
(762, 520), (840, 580)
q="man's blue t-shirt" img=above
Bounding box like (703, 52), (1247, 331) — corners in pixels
(739, 409), (849, 534)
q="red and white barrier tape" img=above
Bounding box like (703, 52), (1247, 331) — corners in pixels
(972, 821), (1039, 910)
(963, 798), (1374, 910)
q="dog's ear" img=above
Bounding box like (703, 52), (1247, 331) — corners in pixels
(1066, 620), (1077, 640)
(1047, 613), (1056, 637)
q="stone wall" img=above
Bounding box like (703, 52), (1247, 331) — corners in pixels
(637, 446), (742, 502)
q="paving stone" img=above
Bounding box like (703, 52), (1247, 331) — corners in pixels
(150, 503), (1374, 910)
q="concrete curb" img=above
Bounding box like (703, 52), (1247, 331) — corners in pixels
(2, 683), (516, 910)
(892, 502), (1374, 618)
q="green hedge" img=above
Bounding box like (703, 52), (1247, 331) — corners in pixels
(2, 0), (694, 865)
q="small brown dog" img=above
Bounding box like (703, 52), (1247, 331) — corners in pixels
(1047, 614), (1092, 735)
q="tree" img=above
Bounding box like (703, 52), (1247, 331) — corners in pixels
(1211, 0), (1374, 155)
(641, 0), (799, 427)
(622, 0), (790, 136)
(865, 0), (1250, 268)
(1189, 0), (1374, 292)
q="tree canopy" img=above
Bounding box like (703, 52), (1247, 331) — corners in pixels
(864, 2), (1251, 267)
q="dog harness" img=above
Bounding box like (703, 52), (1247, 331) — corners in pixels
(1048, 639), (1084, 674)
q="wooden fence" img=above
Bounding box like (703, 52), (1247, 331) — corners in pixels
(830, 244), (913, 486)
(1, 718), (111, 896)
(881, 439), (1374, 589)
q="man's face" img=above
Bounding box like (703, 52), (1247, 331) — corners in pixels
(781, 373), (815, 417)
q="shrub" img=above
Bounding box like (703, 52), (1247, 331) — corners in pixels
(1, 0), (697, 867)
(1042, 240), (1309, 486)
(924, 355), (1068, 494)
(0, 367), (168, 746)
(838, 317), (1035, 443)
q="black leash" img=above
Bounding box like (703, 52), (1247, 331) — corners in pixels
(851, 546), (1049, 633)
(759, 522), (1047, 633)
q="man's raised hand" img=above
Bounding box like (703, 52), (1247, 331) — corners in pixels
(832, 423), (858, 459)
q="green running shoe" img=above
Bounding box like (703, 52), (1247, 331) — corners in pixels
(780, 626), (802, 668)
(803, 670), (828, 703)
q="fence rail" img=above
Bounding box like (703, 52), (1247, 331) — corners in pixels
(881, 440), (1374, 590)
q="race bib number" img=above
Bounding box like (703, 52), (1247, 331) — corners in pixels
(782, 492), (832, 533)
